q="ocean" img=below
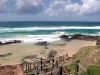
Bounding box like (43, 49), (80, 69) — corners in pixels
(0, 21), (100, 43)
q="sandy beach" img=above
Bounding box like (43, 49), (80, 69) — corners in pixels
(0, 40), (96, 66)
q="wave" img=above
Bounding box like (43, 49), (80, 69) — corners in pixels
(0, 34), (62, 43)
(0, 26), (100, 33)
(0, 31), (100, 43)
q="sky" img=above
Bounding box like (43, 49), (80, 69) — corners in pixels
(0, 0), (100, 21)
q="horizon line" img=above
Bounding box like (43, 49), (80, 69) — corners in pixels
(0, 21), (100, 22)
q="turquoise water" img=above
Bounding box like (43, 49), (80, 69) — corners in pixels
(0, 21), (100, 43)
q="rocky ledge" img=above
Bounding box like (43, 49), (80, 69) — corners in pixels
(60, 34), (100, 45)
(0, 40), (21, 45)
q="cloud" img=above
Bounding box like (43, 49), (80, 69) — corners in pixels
(0, 0), (10, 13)
(45, 0), (71, 16)
(45, 0), (100, 16)
(14, 0), (44, 14)
(78, 0), (100, 15)
(0, 0), (100, 16)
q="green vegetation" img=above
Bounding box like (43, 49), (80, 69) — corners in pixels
(63, 64), (75, 74)
(73, 46), (100, 66)
(81, 64), (100, 75)
(88, 65), (100, 75)
(72, 46), (100, 75)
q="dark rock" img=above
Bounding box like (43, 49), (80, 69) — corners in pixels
(0, 40), (21, 45)
(0, 42), (2, 45)
(60, 34), (100, 43)
(71, 34), (82, 39)
(13, 40), (21, 43)
(95, 36), (100, 40)
(35, 41), (49, 46)
(48, 50), (57, 58)
(60, 35), (68, 39)
(79, 35), (96, 41)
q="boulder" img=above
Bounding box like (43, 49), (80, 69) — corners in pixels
(71, 34), (81, 39)
(60, 35), (68, 39)
(48, 50), (57, 58)
(0, 42), (2, 45)
(13, 40), (21, 43)
(35, 41), (49, 46)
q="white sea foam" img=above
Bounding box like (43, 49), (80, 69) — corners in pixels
(0, 31), (100, 44)
(0, 26), (100, 33)
(0, 34), (62, 44)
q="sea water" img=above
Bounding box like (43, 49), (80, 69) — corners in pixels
(0, 21), (100, 43)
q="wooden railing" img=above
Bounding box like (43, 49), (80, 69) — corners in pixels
(22, 57), (90, 75)
(75, 60), (90, 75)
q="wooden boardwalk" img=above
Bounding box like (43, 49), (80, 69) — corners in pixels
(22, 57), (90, 75)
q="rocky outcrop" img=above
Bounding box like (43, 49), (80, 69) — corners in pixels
(60, 35), (68, 39)
(0, 40), (21, 45)
(60, 34), (97, 40)
(71, 34), (82, 39)
(60, 34), (100, 45)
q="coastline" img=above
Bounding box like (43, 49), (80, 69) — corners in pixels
(0, 39), (96, 66)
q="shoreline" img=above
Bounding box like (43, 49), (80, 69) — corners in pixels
(0, 39), (96, 66)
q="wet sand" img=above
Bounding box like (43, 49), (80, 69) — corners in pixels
(0, 40), (96, 66)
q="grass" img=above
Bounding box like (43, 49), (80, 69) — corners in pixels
(81, 64), (100, 75)
(73, 46), (100, 66)
(63, 64), (75, 74)
(67, 46), (100, 75)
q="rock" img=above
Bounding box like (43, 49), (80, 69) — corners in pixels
(60, 34), (100, 42)
(48, 50), (57, 58)
(60, 35), (68, 39)
(13, 40), (21, 43)
(35, 41), (49, 46)
(0, 40), (21, 45)
(71, 34), (81, 39)
(0, 42), (2, 45)
(79, 35), (97, 41)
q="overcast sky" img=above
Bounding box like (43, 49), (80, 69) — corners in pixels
(0, 0), (100, 21)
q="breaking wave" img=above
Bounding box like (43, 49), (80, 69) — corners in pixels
(0, 26), (100, 33)
(0, 34), (62, 43)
